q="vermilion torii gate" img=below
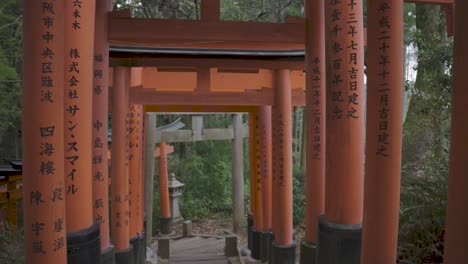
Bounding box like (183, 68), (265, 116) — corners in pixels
(21, 0), (466, 264)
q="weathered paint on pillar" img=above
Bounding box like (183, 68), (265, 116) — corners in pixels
(271, 104), (278, 237)
(304, 0), (326, 243)
(444, 1), (468, 262)
(258, 106), (272, 231)
(253, 109), (264, 232)
(158, 143), (171, 219)
(128, 104), (142, 238)
(325, 0), (365, 225)
(249, 113), (259, 219)
(22, 1), (67, 262)
(139, 109), (146, 234)
(361, 1), (404, 263)
(92, 0), (110, 250)
(232, 113), (244, 234)
(273, 70), (293, 246)
(144, 113), (157, 243)
(111, 67), (131, 251)
(64, 0), (96, 232)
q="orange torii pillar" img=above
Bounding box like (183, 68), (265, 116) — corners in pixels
(444, 1), (468, 263)
(301, 0), (326, 263)
(270, 70), (295, 264)
(251, 109), (263, 260)
(317, 0), (366, 263)
(247, 113), (258, 252)
(258, 106), (273, 263)
(22, 2), (67, 263)
(158, 143), (173, 235)
(138, 109), (147, 258)
(128, 104), (143, 263)
(64, 1), (101, 262)
(92, 0), (113, 262)
(361, 1), (404, 263)
(111, 67), (134, 264)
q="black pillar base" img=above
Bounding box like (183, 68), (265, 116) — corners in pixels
(130, 235), (141, 264)
(251, 228), (262, 260)
(317, 215), (362, 264)
(270, 241), (296, 264)
(260, 231), (272, 262)
(67, 222), (101, 264)
(300, 241), (317, 264)
(160, 217), (173, 235)
(115, 245), (134, 264)
(247, 213), (253, 251)
(102, 245), (115, 264)
(140, 232), (147, 262)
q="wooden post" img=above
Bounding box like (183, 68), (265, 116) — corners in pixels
(258, 106), (273, 262)
(201, 0), (220, 21)
(158, 143), (172, 235)
(444, 1), (468, 262)
(92, 0), (112, 258)
(252, 108), (263, 260)
(128, 104), (142, 251)
(247, 113), (256, 251)
(270, 70), (295, 264)
(361, 1), (404, 263)
(302, 0), (326, 263)
(231, 113), (244, 234)
(144, 113), (157, 244)
(318, 0), (366, 263)
(22, 2), (67, 262)
(111, 67), (133, 262)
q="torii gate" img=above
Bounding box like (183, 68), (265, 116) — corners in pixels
(21, 0), (467, 264)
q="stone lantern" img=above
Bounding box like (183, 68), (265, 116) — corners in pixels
(168, 173), (185, 225)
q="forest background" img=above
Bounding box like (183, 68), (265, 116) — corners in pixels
(0, 0), (453, 263)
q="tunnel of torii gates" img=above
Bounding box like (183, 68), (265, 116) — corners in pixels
(21, 0), (466, 264)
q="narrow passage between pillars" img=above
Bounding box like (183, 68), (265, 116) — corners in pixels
(361, 1), (404, 263)
(111, 67), (134, 264)
(301, 0), (326, 263)
(318, 0), (366, 263)
(158, 142), (172, 235)
(270, 69), (295, 264)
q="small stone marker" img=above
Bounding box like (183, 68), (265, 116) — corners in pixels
(225, 234), (238, 257)
(183, 220), (192, 237)
(158, 237), (170, 260)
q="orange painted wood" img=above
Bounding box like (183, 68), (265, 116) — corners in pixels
(138, 114), (146, 234)
(252, 109), (264, 231)
(248, 114), (256, 215)
(155, 145), (174, 157)
(144, 105), (256, 113)
(109, 57), (305, 70)
(111, 67), (131, 251)
(324, 0), (365, 225)
(258, 106), (272, 231)
(64, 0), (95, 232)
(272, 70), (293, 246)
(304, 0), (326, 244)
(361, 1), (404, 263)
(22, 1), (67, 262)
(92, 0), (111, 250)
(444, 1), (468, 262)
(108, 18), (305, 47)
(128, 105), (142, 238)
(406, 0), (453, 3)
(158, 143), (171, 218)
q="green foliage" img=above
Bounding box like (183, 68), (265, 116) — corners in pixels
(0, 228), (24, 264)
(292, 163), (305, 226)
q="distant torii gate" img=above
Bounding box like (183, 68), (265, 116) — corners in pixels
(21, 1), (467, 264)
